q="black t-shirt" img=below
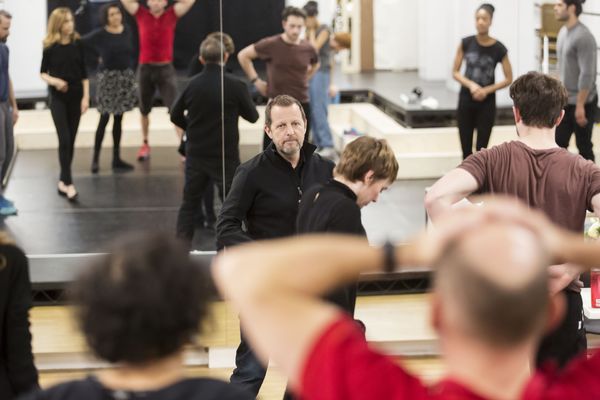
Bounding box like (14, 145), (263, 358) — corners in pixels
(40, 41), (87, 94)
(82, 27), (135, 71)
(459, 35), (507, 102)
(19, 376), (253, 400)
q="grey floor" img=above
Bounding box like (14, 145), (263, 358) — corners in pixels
(3, 147), (431, 256)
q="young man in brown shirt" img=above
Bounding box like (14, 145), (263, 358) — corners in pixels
(238, 6), (319, 149)
(425, 71), (600, 369)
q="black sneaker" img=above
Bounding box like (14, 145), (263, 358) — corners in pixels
(112, 159), (134, 172)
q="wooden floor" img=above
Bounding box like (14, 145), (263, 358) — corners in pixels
(32, 294), (445, 399)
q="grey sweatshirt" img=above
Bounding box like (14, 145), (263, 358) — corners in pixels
(557, 22), (597, 105)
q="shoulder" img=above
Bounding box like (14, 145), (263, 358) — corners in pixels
(495, 39), (508, 54)
(225, 72), (248, 88)
(461, 35), (475, 47)
(256, 35), (279, 47)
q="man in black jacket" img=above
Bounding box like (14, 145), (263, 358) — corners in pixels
(171, 37), (259, 247)
(296, 136), (398, 315)
(0, 240), (39, 399)
(216, 94), (334, 397)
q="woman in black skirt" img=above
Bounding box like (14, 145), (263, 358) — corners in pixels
(452, 3), (512, 160)
(40, 7), (89, 201)
(83, 3), (137, 173)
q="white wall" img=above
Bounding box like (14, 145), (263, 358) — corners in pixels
(373, 0), (418, 70)
(2, 0), (47, 99)
(579, 0), (600, 94)
(417, 0), (537, 105)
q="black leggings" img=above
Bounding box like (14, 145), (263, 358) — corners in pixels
(49, 92), (82, 185)
(93, 113), (123, 160)
(457, 97), (496, 159)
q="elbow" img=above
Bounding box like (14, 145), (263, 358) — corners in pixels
(424, 191), (441, 221)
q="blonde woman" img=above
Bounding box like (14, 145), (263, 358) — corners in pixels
(40, 8), (89, 201)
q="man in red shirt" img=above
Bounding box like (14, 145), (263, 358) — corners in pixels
(120, 0), (195, 160)
(212, 199), (600, 400)
(425, 72), (600, 368)
(238, 6), (320, 149)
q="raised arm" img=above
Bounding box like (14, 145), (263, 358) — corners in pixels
(173, 0), (196, 18)
(424, 168), (480, 221)
(119, 0), (139, 15)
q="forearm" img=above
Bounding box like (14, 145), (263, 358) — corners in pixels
(238, 54), (258, 81)
(576, 89), (590, 108)
(453, 71), (477, 90)
(482, 78), (511, 94)
(8, 79), (17, 109)
(82, 79), (89, 99)
(215, 235), (419, 302)
(40, 73), (56, 86)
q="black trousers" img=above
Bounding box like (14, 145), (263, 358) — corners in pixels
(176, 156), (237, 246)
(457, 97), (496, 160)
(231, 329), (295, 400)
(93, 113), (124, 161)
(49, 90), (82, 185)
(555, 97), (598, 162)
(263, 101), (311, 150)
(536, 289), (587, 368)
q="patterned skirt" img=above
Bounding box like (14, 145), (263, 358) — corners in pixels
(96, 68), (137, 115)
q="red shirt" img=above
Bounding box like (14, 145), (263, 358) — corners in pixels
(135, 6), (177, 64)
(300, 316), (600, 399)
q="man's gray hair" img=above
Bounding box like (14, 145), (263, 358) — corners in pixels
(0, 10), (12, 20)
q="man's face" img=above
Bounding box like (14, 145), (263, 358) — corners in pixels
(356, 178), (391, 208)
(282, 15), (305, 42)
(147, 0), (167, 14)
(265, 104), (306, 158)
(554, 1), (570, 21)
(0, 17), (10, 43)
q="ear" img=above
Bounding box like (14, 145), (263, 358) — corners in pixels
(223, 53), (230, 64)
(512, 106), (521, 125)
(264, 125), (274, 139)
(554, 109), (566, 127)
(363, 170), (375, 184)
(199, 56), (206, 65)
(544, 292), (566, 334)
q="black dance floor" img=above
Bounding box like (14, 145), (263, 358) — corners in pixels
(2, 147), (217, 256)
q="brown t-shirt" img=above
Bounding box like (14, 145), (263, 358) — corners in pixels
(254, 35), (318, 103)
(460, 141), (600, 232)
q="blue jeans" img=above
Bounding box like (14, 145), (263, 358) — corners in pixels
(309, 70), (334, 148)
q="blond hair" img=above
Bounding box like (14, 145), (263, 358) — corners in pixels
(43, 7), (80, 49)
(334, 136), (398, 182)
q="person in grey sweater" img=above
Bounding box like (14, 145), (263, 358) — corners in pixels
(554, 0), (598, 161)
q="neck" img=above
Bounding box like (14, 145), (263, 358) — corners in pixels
(105, 25), (123, 33)
(150, 9), (165, 17)
(476, 32), (490, 41)
(281, 33), (300, 45)
(444, 339), (534, 400)
(59, 34), (70, 44)
(97, 352), (185, 392)
(334, 176), (362, 202)
(516, 125), (559, 149)
(566, 15), (578, 29)
(277, 149), (300, 168)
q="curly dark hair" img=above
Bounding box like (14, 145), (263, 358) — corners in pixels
(72, 232), (213, 365)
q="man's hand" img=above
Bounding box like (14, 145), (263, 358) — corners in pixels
(575, 105), (588, 127)
(11, 106), (18, 126)
(328, 84), (338, 99)
(254, 79), (267, 97)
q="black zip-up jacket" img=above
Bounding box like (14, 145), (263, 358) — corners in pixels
(216, 142), (334, 248)
(0, 244), (39, 400)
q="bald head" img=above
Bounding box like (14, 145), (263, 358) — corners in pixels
(435, 223), (550, 346)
